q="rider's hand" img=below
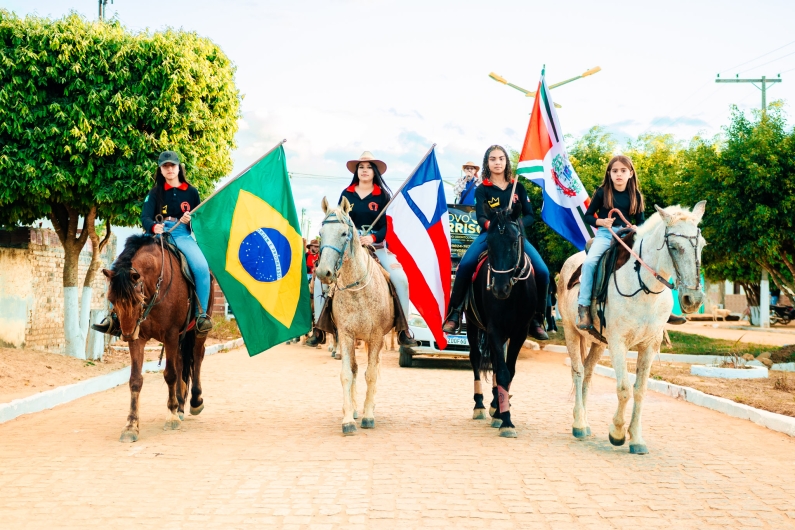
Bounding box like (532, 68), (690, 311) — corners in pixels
(153, 224), (164, 235)
(360, 234), (375, 246)
(597, 218), (614, 228)
(180, 211), (192, 225)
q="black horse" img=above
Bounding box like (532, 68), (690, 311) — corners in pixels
(466, 203), (537, 438)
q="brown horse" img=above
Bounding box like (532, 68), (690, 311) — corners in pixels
(102, 234), (213, 443)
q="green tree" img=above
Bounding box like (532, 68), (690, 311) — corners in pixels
(624, 132), (683, 218)
(0, 11), (240, 357)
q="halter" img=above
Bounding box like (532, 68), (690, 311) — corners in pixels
(486, 215), (532, 292)
(319, 210), (372, 292)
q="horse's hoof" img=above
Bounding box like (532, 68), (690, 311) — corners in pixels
(190, 403), (204, 416)
(491, 418), (503, 428)
(629, 444), (648, 455)
(178, 412), (185, 421)
(334, 353), (341, 360)
(608, 433), (626, 446)
(119, 430), (138, 443)
(164, 419), (181, 431)
(572, 427), (589, 439)
(342, 422), (357, 436)
(489, 406), (497, 418)
(499, 427), (518, 438)
(361, 418), (375, 429)
(472, 408), (487, 420)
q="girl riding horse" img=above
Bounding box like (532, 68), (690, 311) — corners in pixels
(443, 145), (550, 341)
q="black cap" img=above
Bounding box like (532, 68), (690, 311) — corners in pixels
(158, 151), (180, 166)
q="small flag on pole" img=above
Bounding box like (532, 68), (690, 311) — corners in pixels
(191, 143), (311, 355)
(385, 148), (451, 349)
(516, 68), (594, 250)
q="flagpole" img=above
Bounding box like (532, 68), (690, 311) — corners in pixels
(191, 139), (287, 215)
(362, 143), (437, 235)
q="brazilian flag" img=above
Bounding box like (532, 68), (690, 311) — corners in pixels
(191, 145), (311, 355)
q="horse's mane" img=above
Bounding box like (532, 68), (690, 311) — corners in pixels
(635, 205), (700, 240)
(110, 234), (156, 308)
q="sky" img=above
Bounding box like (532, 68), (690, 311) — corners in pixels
(5, 0), (795, 248)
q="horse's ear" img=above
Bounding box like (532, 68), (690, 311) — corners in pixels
(692, 200), (706, 223)
(339, 196), (352, 214)
(102, 269), (114, 280)
(130, 270), (140, 282)
(510, 202), (522, 221)
(321, 196), (329, 215)
(654, 204), (672, 225)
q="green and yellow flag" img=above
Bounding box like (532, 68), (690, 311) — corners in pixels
(191, 143), (311, 355)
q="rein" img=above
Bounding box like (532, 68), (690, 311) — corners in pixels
(486, 216), (532, 292)
(605, 208), (701, 297)
(319, 211), (372, 292)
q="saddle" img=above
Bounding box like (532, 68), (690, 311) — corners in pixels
(567, 229), (635, 341)
(314, 250), (408, 336)
(160, 235), (203, 334)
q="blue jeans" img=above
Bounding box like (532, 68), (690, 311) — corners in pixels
(164, 221), (211, 314)
(454, 232), (549, 313)
(577, 227), (613, 306)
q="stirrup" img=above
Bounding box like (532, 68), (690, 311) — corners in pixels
(442, 309), (462, 333)
(196, 314), (213, 336)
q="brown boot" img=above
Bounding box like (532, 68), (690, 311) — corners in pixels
(577, 305), (593, 330)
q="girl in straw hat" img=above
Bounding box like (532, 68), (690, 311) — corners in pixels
(453, 162), (481, 205)
(332, 151), (417, 347)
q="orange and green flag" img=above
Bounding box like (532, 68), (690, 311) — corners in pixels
(191, 142), (311, 355)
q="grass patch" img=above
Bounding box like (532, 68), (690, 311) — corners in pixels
(207, 314), (242, 341)
(662, 331), (770, 356)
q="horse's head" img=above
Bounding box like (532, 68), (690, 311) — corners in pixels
(484, 202), (524, 300)
(102, 267), (145, 341)
(316, 196), (357, 285)
(654, 200), (707, 313)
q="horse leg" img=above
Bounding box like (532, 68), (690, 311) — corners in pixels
(565, 327), (587, 438)
(339, 333), (357, 435)
(469, 325), (487, 420)
(351, 344), (359, 420)
(190, 338), (207, 416)
(361, 335), (383, 429)
(489, 330), (516, 438)
(163, 338), (182, 431)
(498, 329), (524, 438)
(608, 340), (631, 447)
(120, 339), (145, 442)
(627, 340), (657, 455)
(580, 341), (606, 438)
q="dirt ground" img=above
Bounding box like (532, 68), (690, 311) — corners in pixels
(600, 358), (795, 418)
(0, 334), (233, 404)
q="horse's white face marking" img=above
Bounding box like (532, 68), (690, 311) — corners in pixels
(316, 199), (355, 285)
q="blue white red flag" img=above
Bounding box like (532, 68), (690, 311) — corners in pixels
(385, 148), (451, 349)
(516, 69), (594, 250)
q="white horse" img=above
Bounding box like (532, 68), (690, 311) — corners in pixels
(558, 203), (706, 454)
(315, 197), (395, 435)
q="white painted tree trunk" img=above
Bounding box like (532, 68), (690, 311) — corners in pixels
(63, 286), (86, 359)
(80, 286), (92, 343)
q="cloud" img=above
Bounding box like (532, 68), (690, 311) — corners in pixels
(648, 116), (710, 128)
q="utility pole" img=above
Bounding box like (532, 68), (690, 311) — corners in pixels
(715, 72), (783, 327)
(98, 0), (114, 21)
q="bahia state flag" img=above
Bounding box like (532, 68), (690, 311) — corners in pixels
(516, 69), (594, 250)
(385, 148), (451, 349)
(191, 143), (311, 355)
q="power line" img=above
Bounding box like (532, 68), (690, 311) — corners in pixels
(719, 39), (795, 74)
(738, 49), (795, 75)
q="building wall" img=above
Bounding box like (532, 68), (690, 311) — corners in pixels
(0, 228), (115, 352)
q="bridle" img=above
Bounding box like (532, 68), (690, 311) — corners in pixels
(607, 209), (702, 298)
(486, 215), (532, 292)
(319, 210), (373, 292)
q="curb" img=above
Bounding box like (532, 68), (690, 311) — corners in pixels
(562, 357), (795, 437)
(0, 338), (245, 425)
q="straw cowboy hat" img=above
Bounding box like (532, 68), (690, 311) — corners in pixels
(307, 238), (320, 248)
(347, 151), (387, 175)
(462, 161), (480, 171)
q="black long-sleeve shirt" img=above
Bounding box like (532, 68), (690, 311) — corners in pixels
(584, 186), (645, 229)
(140, 181), (201, 233)
(474, 179), (534, 229)
(338, 184), (389, 243)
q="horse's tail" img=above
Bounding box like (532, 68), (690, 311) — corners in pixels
(180, 330), (195, 385)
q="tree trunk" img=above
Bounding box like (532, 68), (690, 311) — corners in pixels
(80, 219), (112, 341)
(50, 203), (96, 359)
(738, 281), (760, 308)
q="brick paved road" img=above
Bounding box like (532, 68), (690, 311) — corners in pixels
(1, 345), (794, 529)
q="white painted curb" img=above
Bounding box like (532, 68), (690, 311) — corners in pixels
(563, 357), (795, 437)
(0, 338), (245, 424)
(690, 364), (768, 379)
